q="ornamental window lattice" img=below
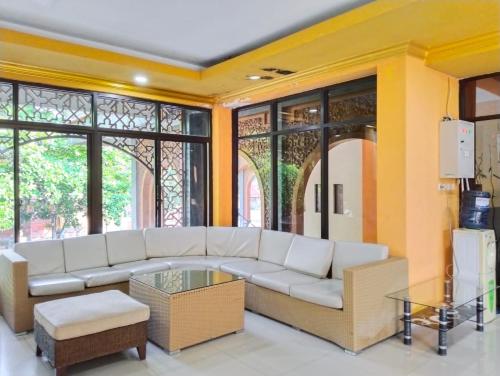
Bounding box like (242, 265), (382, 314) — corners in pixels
(18, 85), (92, 126)
(97, 95), (156, 132)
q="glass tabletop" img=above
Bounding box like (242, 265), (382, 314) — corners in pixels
(131, 269), (242, 295)
(386, 276), (498, 310)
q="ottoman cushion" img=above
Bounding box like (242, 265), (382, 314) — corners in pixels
(34, 290), (150, 340)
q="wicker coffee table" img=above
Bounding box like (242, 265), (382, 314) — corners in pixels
(129, 269), (245, 354)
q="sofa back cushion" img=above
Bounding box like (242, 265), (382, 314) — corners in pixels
(144, 226), (206, 258)
(258, 230), (295, 265)
(14, 240), (65, 276)
(105, 230), (146, 265)
(207, 227), (261, 258)
(332, 241), (389, 279)
(63, 234), (109, 272)
(284, 235), (334, 278)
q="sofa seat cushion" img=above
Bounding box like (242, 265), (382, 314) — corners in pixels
(290, 279), (344, 309)
(15, 240), (65, 276)
(63, 234), (109, 273)
(284, 235), (334, 278)
(112, 260), (169, 275)
(258, 230), (295, 266)
(105, 230), (147, 265)
(29, 273), (85, 296)
(34, 290), (150, 340)
(70, 267), (130, 287)
(220, 260), (285, 279)
(332, 241), (389, 279)
(250, 270), (321, 295)
(207, 227), (261, 258)
(144, 226), (207, 258)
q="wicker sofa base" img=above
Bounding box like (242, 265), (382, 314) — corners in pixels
(34, 320), (147, 376)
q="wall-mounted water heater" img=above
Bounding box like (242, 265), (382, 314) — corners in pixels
(440, 120), (474, 178)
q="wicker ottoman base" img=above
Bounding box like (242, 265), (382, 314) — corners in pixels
(34, 320), (147, 376)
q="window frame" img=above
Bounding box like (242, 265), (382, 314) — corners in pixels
(0, 78), (212, 242)
(232, 75), (376, 238)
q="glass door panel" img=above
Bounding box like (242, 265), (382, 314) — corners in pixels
(19, 131), (88, 241)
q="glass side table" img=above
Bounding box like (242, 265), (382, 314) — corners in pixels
(386, 277), (498, 356)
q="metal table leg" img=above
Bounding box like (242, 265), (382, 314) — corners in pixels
(403, 297), (412, 345)
(476, 295), (484, 332)
(438, 306), (448, 356)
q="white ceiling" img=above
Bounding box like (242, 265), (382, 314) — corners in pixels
(0, 0), (372, 70)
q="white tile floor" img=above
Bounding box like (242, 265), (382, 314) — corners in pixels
(0, 311), (498, 376)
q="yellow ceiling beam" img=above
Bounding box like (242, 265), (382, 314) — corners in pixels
(0, 60), (213, 107)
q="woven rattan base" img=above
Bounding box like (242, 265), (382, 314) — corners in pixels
(34, 320), (147, 376)
(130, 278), (245, 352)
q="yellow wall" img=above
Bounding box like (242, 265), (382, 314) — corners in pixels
(217, 53), (460, 284)
(211, 105), (233, 226)
(404, 55), (459, 283)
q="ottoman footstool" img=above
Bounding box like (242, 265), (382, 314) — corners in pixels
(34, 290), (150, 376)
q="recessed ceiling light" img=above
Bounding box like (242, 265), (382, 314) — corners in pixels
(308, 108), (318, 113)
(247, 75), (261, 80)
(134, 75), (148, 85)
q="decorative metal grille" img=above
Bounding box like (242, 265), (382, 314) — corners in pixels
(0, 83), (14, 120)
(102, 136), (155, 172)
(238, 137), (271, 228)
(18, 85), (92, 125)
(161, 141), (184, 227)
(160, 105), (183, 134)
(329, 90), (376, 122)
(97, 96), (156, 132)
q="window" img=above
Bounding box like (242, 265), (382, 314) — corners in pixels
(0, 83), (14, 120)
(234, 76), (376, 240)
(96, 95), (157, 132)
(18, 85), (92, 126)
(160, 141), (206, 227)
(0, 129), (14, 250)
(19, 131), (88, 241)
(238, 137), (271, 228)
(0, 80), (210, 242)
(102, 137), (155, 231)
(278, 93), (322, 130)
(161, 105), (210, 136)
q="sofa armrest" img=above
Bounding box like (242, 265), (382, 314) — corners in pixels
(0, 250), (29, 332)
(343, 257), (408, 352)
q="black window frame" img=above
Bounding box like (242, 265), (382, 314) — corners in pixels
(0, 78), (212, 242)
(232, 75), (377, 239)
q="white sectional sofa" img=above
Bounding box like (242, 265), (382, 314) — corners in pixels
(0, 226), (407, 353)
